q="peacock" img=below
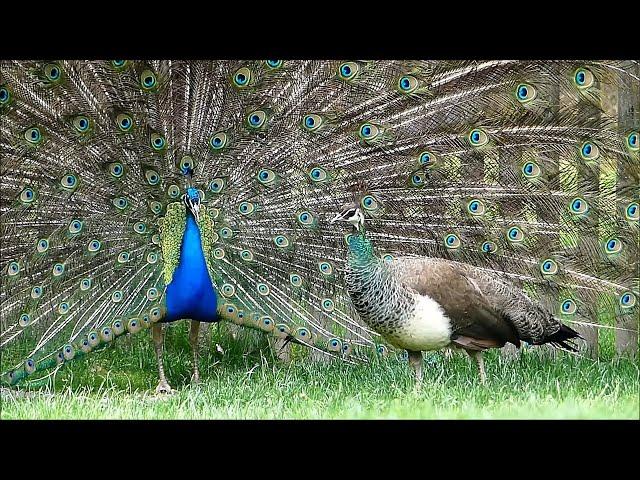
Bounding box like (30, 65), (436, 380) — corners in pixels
(1, 60), (638, 392)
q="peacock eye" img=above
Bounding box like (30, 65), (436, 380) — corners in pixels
(359, 122), (380, 141)
(112, 290), (123, 302)
(116, 113), (133, 131)
(297, 211), (315, 226)
(619, 292), (636, 308)
(88, 239), (101, 252)
(321, 298), (335, 312)
(569, 197), (589, 215)
(210, 131), (228, 150)
(58, 302), (70, 314)
(19, 187), (36, 204)
(481, 241), (498, 254)
(257, 283), (270, 295)
(24, 127), (42, 144)
(240, 249), (254, 262)
(515, 83), (537, 103)
(53, 263), (65, 276)
(626, 131), (638, 151)
(146, 288), (159, 301)
(68, 219), (83, 234)
(376, 344), (388, 356)
(150, 133), (166, 151)
(179, 155), (195, 171)
(257, 168), (276, 185)
(625, 202), (638, 221)
(73, 115), (91, 133)
(580, 141), (599, 160)
(0, 86), (10, 104)
(140, 69), (157, 90)
(19, 313), (31, 327)
(302, 114), (323, 132)
(36, 238), (49, 253)
(112, 60), (127, 68)
(561, 299), (577, 314)
(147, 252), (158, 264)
(397, 75), (418, 94)
(113, 197), (129, 210)
(118, 251), (130, 263)
(274, 235), (290, 248)
(573, 68), (594, 89)
(80, 278), (92, 290)
(109, 162), (124, 178)
(418, 150), (436, 167)
(319, 261), (333, 275)
(167, 184), (180, 198)
(247, 110), (267, 129)
(540, 259), (558, 275)
(31, 285), (43, 298)
(338, 62), (359, 81)
(522, 161), (541, 178)
(232, 67), (252, 87)
(507, 226), (524, 242)
(467, 199), (485, 215)
(468, 128), (489, 146)
(219, 227), (233, 239)
(209, 178), (225, 193)
(61, 174), (78, 189)
(308, 166), (328, 182)
(133, 222), (147, 234)
(296, 327), (310, 340)
(604, 237), (622, 254)
(289, 273), (302, 287)
(444, 233), (461, 249)
(145, 169), (160, 186)
(265, 60), (283, 69)
(238, 201), (255, 215)
(361, 195), (379, 211)
(44, 63), (61, 81)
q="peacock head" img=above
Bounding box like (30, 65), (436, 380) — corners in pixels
(183, 187), (202, 221)
(330, 202), (365, 232)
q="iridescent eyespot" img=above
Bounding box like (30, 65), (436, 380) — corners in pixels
(481, 241), (498, 254)
(626, 131), (639, 152)
(19, 187), (36, 204)
(418, 151), (436, 167)
(338, 62), (359, 81)
(100, 327), (114, 343)
(376, 344), (388, 356)
(8, 261), (20, 276)
(308, 166), (328, 182)
(321, 298), (335, 312)
(145, 169), (160, 186)
(409, 171), (427, 187)
(52, 263), (65, 277)
(0, 85), (11, 105)
(117, 251), (130, 263)
(257, 168), (276, 185)
(468, 128), (488, 146)
(302, 114), (323, 132)
(247, 110), (267, 129)
(112, 290), (123, 302)
(109, 162), (124, 178)
(295, 327), (311, 341)
(516, 83), (536, 103)
(179, 155), (195, 172)
(569, 197), (589, 216)
(619, 292), (636, 309)
(444, 233), (461, 249)
(19, 313), (31, 327)
(146, 288), (159, 301)
(259, 316), (274, 332)
(397, 75), (419, 94)
(327, 338), (342, 352)
(113, 197), (129, 210)
(133, 222), (147, 234)
(209, 178), (225, 193)
(209, 131), (228, 150)
(58, 302), (70, 314)
(265, 60), (283, 69)
(233, 67), (251, 87)
(382, 254), (394, 263)
(625, 202), (638, 221)
(150, 133), (166, 151)
(297, 211), (315, 226)
(219, 227), (233, 239)
(127, 318), (142, 334)
(274, 235), (290, 248)
(522, 161), (541, 178)
(358, 122), (380, 141)
(116, 113), (133, 132)
(44, 63), (62, 82)
(289, 273), (302, 287)
(73, 115), (91, 133)
(318, 261), (333, 275)
(80, 278), (92, 291)
(147, 252), (158, 264)
(342, 342), (353, 355)
(580, 142), (599, 160)
(36, 238), (49, 253)
(467, 199), (485, 215)
(604, 237), (622, 254)
(540, 259), (558, 275)
(257, 283), (270, 295)
(60, 174), (78, 190)
(31, 285), (43, 298)
(88, 331), (100, 347)
(25, 358), (36, 374)
(87, 239), (101, 252)
(238, 201), (255, 215)
(361, 195), (379, 211)
(24, 127), (42, 144)
(140, 69), (157, 90)
(167, 184), (180, 198)
(573, 68), (594, 89)
(561, 299), (577, 315)
(111, 60), (128, 69)
(507, 226), (524, 242)
(213, 247), (225, 259)
(240, 249), (254, 262)
(68, 219), (83, 234)
(149, 201), (163, 215)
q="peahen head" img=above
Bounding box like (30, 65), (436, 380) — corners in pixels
(330, 202), (377, 262)
(330, 202), (365, 232)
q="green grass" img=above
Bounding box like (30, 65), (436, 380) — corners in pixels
(1, 322), (638, 419)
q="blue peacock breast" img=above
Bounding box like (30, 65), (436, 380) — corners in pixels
(164, 212), (218, 323)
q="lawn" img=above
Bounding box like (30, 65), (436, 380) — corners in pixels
(1, 322), (638, 420)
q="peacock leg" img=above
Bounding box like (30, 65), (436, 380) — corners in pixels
(152, 323), (173, 394)
(467, 350), (487, 385)
(407, 350), (423, 391)
(189, 320), (201, 384)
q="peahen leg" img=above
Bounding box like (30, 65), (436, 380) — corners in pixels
(189, 320), (201, 384)
(152, 323), (173, 395)
(467, 350), (487, 385)
(407, 350), (423, 391)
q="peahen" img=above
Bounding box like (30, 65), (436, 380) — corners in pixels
(1, 60), (638, 391)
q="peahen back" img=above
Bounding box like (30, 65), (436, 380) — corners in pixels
(1, 60), (638, 386)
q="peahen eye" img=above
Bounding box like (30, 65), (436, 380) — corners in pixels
(468, 128), (488, 146)
(397, 75), (418, 94)
(561, 299), (577, 314)
(150, 133), (166, 151)
(73, 115), (91, 133)
(265, 60), (283, 69)
(515, 83), (537, 103)
(573, 68), (594, 89)
(338, 62), (359, 81)
(24, 127), (42, 144)
(232, 67), (252, 87)
(210, 131), (228, 150)
(580, 141), (599, 160)
(44, 63), (62, 82)
(625, 202), (638, 221)
(444, 233), (461, 249)
(19, 313), (31, 327)
(321, 298), (335, 312)
(257, 283), (270, 295)
(481, 241), (498, 254)
(302, 114), (323, 132)
(238, 201), (255, 215)
(116, 113), (133, 132)
(87, 239), (101, 252)
(619, 292), (636, 309)
(540, 259), (558, 275)
(274, 235), (290, 248)
(359, 122), (380, 141)
(109, 162), (124, 178)
(289, 273), (302, 287)
(467, 199), (485, 215)
(209, 178), (225, 193)
(19, 187), (36, 204)
(68, 219), (83, 234)
(140, 69), (157, 90)
(61, 174), (78, 189)
(626, 131), (639, 151)
(308, 166), (328, 182)
(36, 238), (49, 253)
(247, 110), (267, 128)
(604, 237), (622, 254)
(522, 161), (541, 178)
(569, 197), (589, 215)
(507, 226), (524, 242)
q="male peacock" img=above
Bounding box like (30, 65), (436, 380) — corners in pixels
(1, 60), (638, 391)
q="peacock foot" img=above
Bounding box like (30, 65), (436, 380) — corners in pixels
(155, 380), (174, 395)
